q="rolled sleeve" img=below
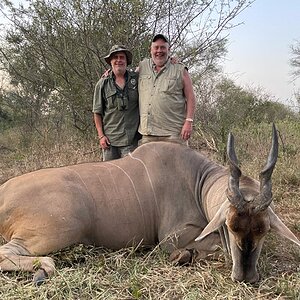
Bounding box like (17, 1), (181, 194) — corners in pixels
(92, 79), (105, 115)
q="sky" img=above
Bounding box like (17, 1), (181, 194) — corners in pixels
(223, 0), (300, 107)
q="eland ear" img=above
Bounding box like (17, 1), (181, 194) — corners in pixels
(268, 207), (300, 247)
(195, 200), (231, 242)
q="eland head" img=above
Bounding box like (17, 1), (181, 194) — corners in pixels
(196, 124), (300, 283)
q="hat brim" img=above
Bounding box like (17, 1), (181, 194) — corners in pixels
(104, 49), (133, 65)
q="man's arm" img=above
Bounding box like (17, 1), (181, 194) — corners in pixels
(181, 69), (196, 140)
(94, 113), (105, 139)
(93, 79), (110, 149)
(94, 113), (110, 149)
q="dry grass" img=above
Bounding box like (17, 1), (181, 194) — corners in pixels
(0, 121), (299, 299)
(0, 242), (299, 299)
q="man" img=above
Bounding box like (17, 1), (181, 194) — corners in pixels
(138, 34), (196, 144)
(93, 45), (140, 161)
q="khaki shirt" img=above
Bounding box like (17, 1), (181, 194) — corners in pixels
(93, 70), (139, 146)
(138, 58), (186, 136)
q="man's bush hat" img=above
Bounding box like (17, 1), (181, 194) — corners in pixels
(104, 45), (133, 65)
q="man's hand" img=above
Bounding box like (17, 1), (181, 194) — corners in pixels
(101, 69), (111, 78)
(181, 120), (193, 140)
(170, 56), (180, 64)
(99, 136), (111, 149)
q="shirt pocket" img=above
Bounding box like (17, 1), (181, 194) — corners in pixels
(106, 90), (117, 109)
(161, 77), (181, 94)
(139, 75), (152, 92)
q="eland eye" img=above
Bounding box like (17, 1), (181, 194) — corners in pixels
(252, 226), (265, 235)
(254, 227), (261, 233)
(231, 223), (239, 232)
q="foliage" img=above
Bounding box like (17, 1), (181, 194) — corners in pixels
(0, 0), (254, 133)
(192, 77), (299, 160)
(290, 40), (300, 80)
(289, 40), (300, 111)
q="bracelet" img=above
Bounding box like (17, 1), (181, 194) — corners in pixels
(185, 118), (194, 122)
(98, 135), (105, 140)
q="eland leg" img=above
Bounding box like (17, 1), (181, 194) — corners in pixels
(0, 239), (55, 285)
(160, 225), (221, 265)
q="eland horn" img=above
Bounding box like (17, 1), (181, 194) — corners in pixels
(226, 132), (245, 213)
(255, 123), (279, 213)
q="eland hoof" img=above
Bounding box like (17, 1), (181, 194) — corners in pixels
(33, 268), (48, 286)
(169, 249), (193, 265)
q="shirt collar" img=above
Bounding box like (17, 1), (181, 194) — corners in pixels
(109, 69), (128, 80)
(151, 57), (171, 72)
